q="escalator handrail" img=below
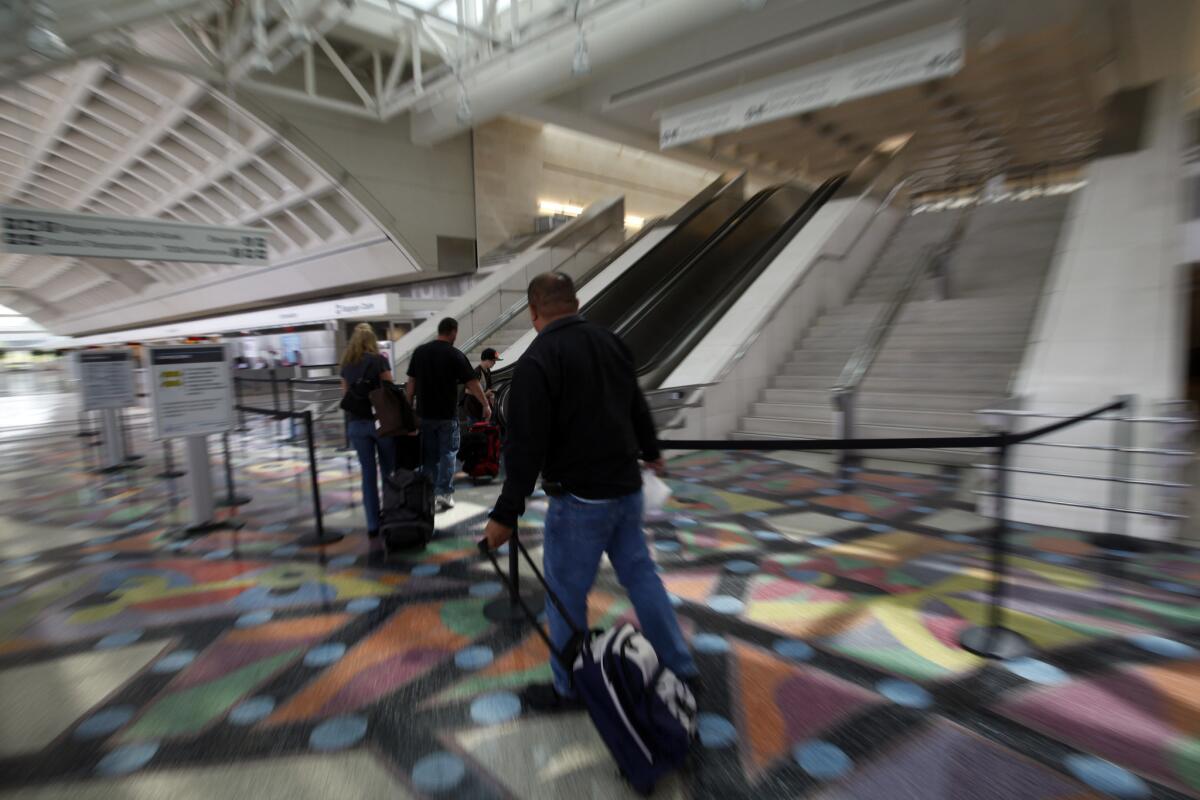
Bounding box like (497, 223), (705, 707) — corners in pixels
(610, 187), (781, 340)
(637, 176), (844, 390)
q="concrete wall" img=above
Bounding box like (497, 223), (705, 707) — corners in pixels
(1003, 81), (1191, 540)
(473, 116), (721, 256)
(242, 90), (477, 273)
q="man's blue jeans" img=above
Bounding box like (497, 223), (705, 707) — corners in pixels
(542, 490), (698, 696)
(348, 420), (395, 532)
(420, 418), (460, 496)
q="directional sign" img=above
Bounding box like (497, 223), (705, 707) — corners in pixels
(660, 21), (965, 149)
(78, 349), (136, 411)
(148, 345), (235, 439)
(0, 205), (269, 265)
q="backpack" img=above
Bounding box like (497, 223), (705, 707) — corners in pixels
(479, 533), (697, 794)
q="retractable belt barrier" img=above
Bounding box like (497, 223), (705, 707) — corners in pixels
(485, 398), (1127, 662)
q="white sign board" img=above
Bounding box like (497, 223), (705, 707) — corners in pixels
(148, 345), (235, 439)
(660, 21), (964, 148)
(78, 349), (136, 411)
(1, 205), (270, 265)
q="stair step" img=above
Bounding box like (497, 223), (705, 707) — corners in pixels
(728, 430), (978, 466)
(740, 416), (982, 439)
(781, 361), (1014, 380)
(751, 403), (980, 430)
(762, 388), (999, 411)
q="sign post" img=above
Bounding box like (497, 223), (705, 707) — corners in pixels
(147, 344), (240, 535)
(78, 349), (136, 472)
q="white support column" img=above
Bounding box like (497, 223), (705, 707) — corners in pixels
(184, 435), (216, 529)
(100, 408), (126, 469)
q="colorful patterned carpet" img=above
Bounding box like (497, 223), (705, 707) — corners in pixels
(0, 421), (1198, 799)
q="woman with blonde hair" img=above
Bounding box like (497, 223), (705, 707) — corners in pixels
(340, 322), (396, 542)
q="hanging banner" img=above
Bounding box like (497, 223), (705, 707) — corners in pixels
(148, 344), (235, 439)
(78, 349), (136, 411)
(660, 21), (964, 149)
(0, 205), (269, 265)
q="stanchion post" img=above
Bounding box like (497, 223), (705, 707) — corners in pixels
(156, 438), (185, 480)
(287, 379), (298, 442)
(218, 431), (252, 507)
(121, 408), (143, 462)
(509, 527), (520, 606)
(1108, 395), (1135, 537)
(234, 377), (248, 432)
(296, 410), (345, 546)
(959, 438), (1032, 659)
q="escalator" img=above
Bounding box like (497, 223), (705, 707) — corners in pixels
(492, 173), (844, 417)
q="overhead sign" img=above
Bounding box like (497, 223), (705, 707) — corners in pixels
(78, 349), (136, 411)
(73, 292), (409, 347)
(0, 205), (270, 265)
(148, 345), (235, 439)
(660, 21), (964, 148)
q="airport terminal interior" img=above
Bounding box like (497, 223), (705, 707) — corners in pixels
(1, 0), (1200, 797)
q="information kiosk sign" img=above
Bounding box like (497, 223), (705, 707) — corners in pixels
(147, 345), (235, 439)
(78, 349), (135, 411)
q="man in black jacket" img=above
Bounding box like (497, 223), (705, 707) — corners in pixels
(484, 272), (698, 710)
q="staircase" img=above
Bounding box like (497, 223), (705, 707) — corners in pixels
(735, 195), (1072, 463)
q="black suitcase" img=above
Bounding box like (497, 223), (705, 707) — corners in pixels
(380, 468), (434, 552)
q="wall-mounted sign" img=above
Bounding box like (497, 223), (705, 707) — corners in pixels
(0, 205), (270, 265)
(660, 21), (964, 149)
(78, 349), (136, 411)
(148, 345), (235, 439)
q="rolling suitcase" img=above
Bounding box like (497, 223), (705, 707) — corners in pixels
(462, 422), (501, 482)
(479, 532), (697, 795)
(380, 468), (434, 552)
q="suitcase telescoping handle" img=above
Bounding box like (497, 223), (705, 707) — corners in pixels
(478, 530), (586, 669)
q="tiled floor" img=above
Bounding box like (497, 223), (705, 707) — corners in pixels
(0, 418), (1198, 799)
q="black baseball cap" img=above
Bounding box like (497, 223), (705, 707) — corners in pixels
(481, 347), (502, 361)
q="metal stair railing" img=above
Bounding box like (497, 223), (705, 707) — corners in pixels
(829, 206), (972, 455)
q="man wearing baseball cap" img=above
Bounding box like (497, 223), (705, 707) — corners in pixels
(464, 347), (502, 425)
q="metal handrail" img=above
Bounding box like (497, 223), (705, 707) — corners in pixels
(977, 408), (1194, 425)
(458, 213), (666, 357)
(830, 204), (972, 449)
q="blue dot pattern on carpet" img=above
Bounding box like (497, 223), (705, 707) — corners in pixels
(411, 564), (440, 577)
(328, 554), (358, 569)
(698, 713), (737, 748)
(724, 560), (757, 574)
(913, 506), (935, 514)
(706, 595), (745, 615)
(469, 581), (502, 598)
(1128, 634), (1197, 659)
(867, 524), (892, 533)
(817, 488), (841, 496)
(746, 511), (771, 519)
(785, 569), (822, 583)
(672, 517), (698, 528)
(876, 679), (933, 709)
(273, 544), (300, 556)
(346, 597), (381, 613)
(455, 646), (495, 670)
(755, 530), (784, 542)
(96, 742), (158, 776)
(1151, 580), (1200, 596)
(692, 633), (730, 654)
(838, 512), (868, 522)
(96, 630), (143, 650)
(1003, 657), (1069, 685)
(151, 650), (197, 674)
(228, 696), (275, 725)
(411, 752), (467, 793)
(773, 639), (815, 661)
(304, 643), (347, 667)
(786, 499), (809, 507)
(235, 610), (273, 628)
(793, 740), (852, 780)
(309, 715), (368, 751)
(946, 534), (975, 543)
(668, 594), (683, 608)
(1037, 553), (1077, 565)
(470, 692), (522, 725)
(80, 552), (116, 564)
(75, 706), (135, 739)
(808, 537), (838, 548)
(1063, 755), (1149, 799)
(202, 548), (233, 560)
(654, 540), (682, 553)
